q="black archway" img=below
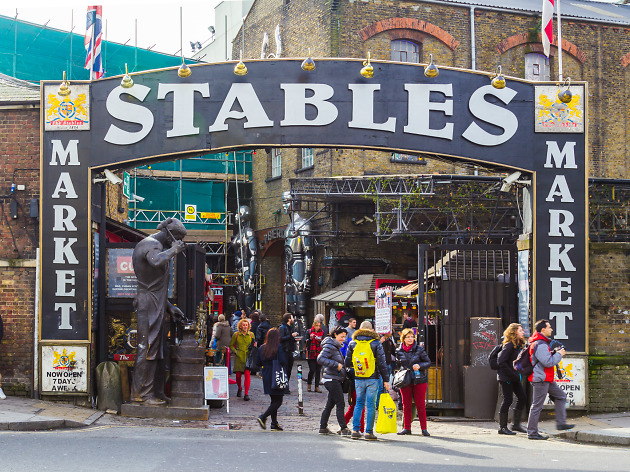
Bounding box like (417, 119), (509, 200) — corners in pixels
(39, 59), (587, 392)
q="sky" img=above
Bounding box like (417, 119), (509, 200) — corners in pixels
(0, 1), (222, 58)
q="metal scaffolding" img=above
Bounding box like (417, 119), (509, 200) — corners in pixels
(288, 175), (630, 245)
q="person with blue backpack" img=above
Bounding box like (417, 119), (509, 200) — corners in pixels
(344, 320), (390, 440)
(496, 323), (528, 435)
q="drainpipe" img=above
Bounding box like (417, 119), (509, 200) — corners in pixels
(470, 6), (476, 70)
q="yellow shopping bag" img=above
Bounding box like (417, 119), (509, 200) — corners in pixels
(375, 393), (398, 434)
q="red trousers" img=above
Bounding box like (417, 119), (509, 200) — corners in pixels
(400, 382), (428, 430)
(236, 370), (250, 395)
(344, 390), (365, 432)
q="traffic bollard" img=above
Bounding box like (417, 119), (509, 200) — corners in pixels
(297, 364), (304, 415)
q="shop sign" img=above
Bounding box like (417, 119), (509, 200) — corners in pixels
(41, 345), (88, 393)
(204, 366), (229, 400)
(375, 287), (392, 334)
(545, 356), (586, 408)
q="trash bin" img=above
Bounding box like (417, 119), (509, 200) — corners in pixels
(96, 361), (122, 413)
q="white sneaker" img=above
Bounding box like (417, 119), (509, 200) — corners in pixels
(0, 388), (6, 399)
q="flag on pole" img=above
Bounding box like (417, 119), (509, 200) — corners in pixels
(84, 5), (104, 79)
(542, 0), (554, 57)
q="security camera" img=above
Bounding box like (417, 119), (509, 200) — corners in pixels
(104, 169), (123, 185)
(500, 171), (522, 192)
(94, 169), (123, 185)
(130, 194), (145, 202)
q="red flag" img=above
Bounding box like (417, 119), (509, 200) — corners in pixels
(542, 0), (554, 57)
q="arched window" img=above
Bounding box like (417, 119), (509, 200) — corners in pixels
(391, 40), (420, 63)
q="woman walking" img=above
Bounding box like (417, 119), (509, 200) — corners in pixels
(256, 328), (287, 431)
(211, 314), (232, 366)
(230, 318), (255, 401)
(497, 323), (528, 434)
(317, 327), (351, 436)
(306, 320), (325, 392)
(395, 328), (431, 436)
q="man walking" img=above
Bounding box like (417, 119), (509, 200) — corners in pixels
(345, 317), (357, 339)
(345, 320), (390, 440)
(279, 313), (298, 393)
(526, 319), (574, 440)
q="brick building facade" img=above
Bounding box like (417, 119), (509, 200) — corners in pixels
(238, 0), (630, 411)
(0, 75), (127, 395)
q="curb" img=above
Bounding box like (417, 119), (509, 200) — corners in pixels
(0, 410), (105, 432)
(556, 430), (630, 446)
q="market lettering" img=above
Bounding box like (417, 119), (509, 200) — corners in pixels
(546, 140), (577, 341)
(103, 82), (519, 146)
(50, 139), (81, 331)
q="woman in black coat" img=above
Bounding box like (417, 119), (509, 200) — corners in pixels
(395, 328), (431, 436)
(317, 327), (351, 436)
(256, 328), (288, 431)
(497, 323), (527, 435)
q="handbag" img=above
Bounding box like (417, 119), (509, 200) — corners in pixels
(392, 368), (412, 389)
(271, 358), (289, 390)
(375, 393), (398, 434)
(245, 344), (258, 372)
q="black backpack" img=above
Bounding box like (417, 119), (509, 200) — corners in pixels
(488, 344), (502, 370)
(513, 341), (540, 377)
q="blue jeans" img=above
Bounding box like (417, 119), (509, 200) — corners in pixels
(353, 378), (380, 433)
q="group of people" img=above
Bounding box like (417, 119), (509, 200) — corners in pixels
(254, 314), (433, 440)
(214, 308), (573, 441)
(208, 309), (273, 401)
(496, 319), (574, 440)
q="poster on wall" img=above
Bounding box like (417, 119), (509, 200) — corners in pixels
(545, 356), (586, 408)
(107, 248), (174, 298)
(41, 345), (88, 394)
(374, 287), (393, 334)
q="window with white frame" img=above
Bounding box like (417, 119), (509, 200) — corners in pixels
(391, 39), (420, 63)
(271, 148), (282, 177)
(302, 148), (314, 168)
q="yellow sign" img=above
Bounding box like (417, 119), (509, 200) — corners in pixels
(184, 204), (197, 221)
(200, 212), (221, 219)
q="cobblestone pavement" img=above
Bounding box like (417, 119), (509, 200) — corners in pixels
(97, 360), (500, 436)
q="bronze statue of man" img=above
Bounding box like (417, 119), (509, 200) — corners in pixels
(130, 218), (187, 405)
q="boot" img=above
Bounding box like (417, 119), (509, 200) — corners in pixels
(498, 411), (515, 435)
(511, 409), (527, 433)
(307, 384), (312, 392)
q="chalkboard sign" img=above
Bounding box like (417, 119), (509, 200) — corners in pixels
(469, 317), (501, 368)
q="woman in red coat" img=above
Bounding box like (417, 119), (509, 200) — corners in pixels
(306, 320), (324, 392)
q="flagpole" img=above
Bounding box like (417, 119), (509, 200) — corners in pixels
(557, 0), (563, 82)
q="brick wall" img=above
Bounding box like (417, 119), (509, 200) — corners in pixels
(588, 242), (630, 412)
(0, 105), (40, 395)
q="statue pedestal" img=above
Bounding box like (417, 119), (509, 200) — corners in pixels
(121, 402), (209, 420)
(121, 328), (209, 421)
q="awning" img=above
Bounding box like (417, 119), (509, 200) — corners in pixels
(312, 273), (406, 303)
(311, 290), (369, 303)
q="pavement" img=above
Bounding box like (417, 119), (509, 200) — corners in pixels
(1, 360), (629, 447)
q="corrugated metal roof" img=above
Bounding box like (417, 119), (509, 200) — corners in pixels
(439, 0), (630, 25)
(0, 72), (39, 102)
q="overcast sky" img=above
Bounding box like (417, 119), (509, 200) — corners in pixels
(0, 1), (221, 57)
